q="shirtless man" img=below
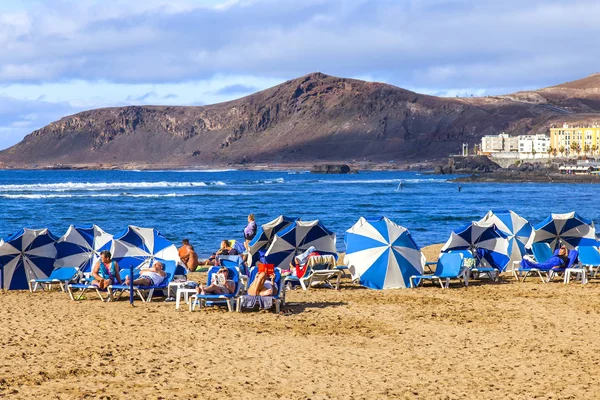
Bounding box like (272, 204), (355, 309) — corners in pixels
(179, 239), (191, 265)
(186, 245), (199, 272)
(124, 262), (167, 286)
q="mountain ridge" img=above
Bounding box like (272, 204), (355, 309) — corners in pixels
(2, 72), (599, 168)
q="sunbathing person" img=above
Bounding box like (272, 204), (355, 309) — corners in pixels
(520, 245), (570, 270)
(205, 240), (233, 266)
(186, 245), (199, 272)
(179, 239), (191, 265)
(124, 261), (166, 286)
(288, 246), (319, 278)
(196, 267), (235, 295)
(248, 272), (278, 296)
(91, 250), (122, 289)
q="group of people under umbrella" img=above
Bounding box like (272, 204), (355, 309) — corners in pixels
(0, 211), (598, 293)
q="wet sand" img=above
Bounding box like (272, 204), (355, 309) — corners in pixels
(1, 244), (599, 399)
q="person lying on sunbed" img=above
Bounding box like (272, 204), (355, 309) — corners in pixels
(197, 267), (235, 295)
(247, 271), (278, 296)
(288, 246), (319, 278)
(124, 261), (167, 286)
(520, 245), (570, 270)
(204, 240), (233, 266)
(91, 250), (122, 289)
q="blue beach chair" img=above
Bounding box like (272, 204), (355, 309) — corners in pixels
(30, 267), (79, 292)
(516, 248), (578, 283)
(67, 276), (114, 302)
(283, 254), (341, 290)
(237, 266), (283, 313)
(216, 255), (248, 292)
(108, 260), (177, 302)
(578, 246), (600, 277)
(409, 253), (467, 289)
(189, 266), (240, 312)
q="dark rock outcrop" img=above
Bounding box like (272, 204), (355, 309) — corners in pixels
(435, 156), (501, 174)
(311, 164), (352, 174)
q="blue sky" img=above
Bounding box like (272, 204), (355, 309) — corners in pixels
(0, 0), (598, 149)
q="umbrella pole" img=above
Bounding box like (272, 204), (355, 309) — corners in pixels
(129, 265), (134, 306)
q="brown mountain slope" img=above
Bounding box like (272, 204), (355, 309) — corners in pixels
(1, 72), (598, 168)
(498, 73), (600, 113)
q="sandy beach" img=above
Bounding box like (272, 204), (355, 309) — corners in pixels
(1, 244), (600, 399)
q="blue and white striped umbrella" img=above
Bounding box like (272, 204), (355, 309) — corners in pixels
(0, 228), (58, 290)
(479, 210), (532, 266)
(265, 220), (336, 270)
(112, 226), (182, 270)
(528, 212), (596, 250)
(249, 215), (297, 263)
(55, 225), (113, 272)
(441, 221), (510, 271)
(345, 217), (425, 289)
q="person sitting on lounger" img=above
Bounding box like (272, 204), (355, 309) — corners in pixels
(196, 267), (235, 295)
(185, 245), (199, 272)
(91, 250), (122, 289)
(179, 239), (191, 264)
(247, 271), (278, 296)
(124, 261), (167, 286)
(288, 246), (319, 278)
(520, 244), (570, 270)
(205, 240), (233, 266)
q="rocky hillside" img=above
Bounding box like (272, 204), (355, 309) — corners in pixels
(1, 72), (600, 168)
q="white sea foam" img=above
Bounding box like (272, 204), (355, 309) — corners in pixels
(0, 191), (248, 199)
(0, 181), (227, 192)
(320, 178), (444, 184)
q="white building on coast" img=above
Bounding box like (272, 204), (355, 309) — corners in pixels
(480, 133), (550, 160)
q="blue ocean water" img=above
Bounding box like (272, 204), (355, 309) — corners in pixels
(0, 169), (597, 257)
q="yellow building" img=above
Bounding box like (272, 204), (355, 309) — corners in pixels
(549, 124), (600, 155)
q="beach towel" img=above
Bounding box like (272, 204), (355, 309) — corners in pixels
(520, 255), (566, 270)
(239, 295), (274, 310)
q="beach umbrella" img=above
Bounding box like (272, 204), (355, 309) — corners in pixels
(265, 220), (336, 270)
(248, 215), (297, 263)
(528, 212), (596, 250)
(344, 217), (425, 289)
(112, 225), (182, 270)
(0, 228), (58, 290)
(479, 210), (533, 265)
(55, 225), (113, 272)
(441, 221), (510, 271)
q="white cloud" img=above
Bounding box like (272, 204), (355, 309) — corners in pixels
(1, 0), (600, 148)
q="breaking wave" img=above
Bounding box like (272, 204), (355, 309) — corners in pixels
(0, 181), (227, 192)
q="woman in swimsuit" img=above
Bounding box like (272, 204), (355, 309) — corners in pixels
(205, 240), (233, 266)
(248, 272), (278, 296)
(124, 261), (167, 286)
(91, 250), (122, 289)
(197, 267), (235, 295)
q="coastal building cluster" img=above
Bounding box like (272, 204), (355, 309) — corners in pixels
(480, 123), (600, 160)
(480, 133), (550, 160)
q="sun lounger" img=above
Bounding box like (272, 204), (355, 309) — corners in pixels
(516, 248), (578, 283)
(108, 260), (177, 302)
(409, 253), (467, 289)
(513, 243), (554, 282)
(67, 278), (112, 302)
(284, 254), (341, 290)
(189, 266), (240, 312)
(216, 255), (248, 292)
(30, 267), (79, 292)
(568, 246), (600, 282)
(237, 266), (283, 313)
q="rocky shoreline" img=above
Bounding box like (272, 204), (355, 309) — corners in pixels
(435, 156), (600, 183)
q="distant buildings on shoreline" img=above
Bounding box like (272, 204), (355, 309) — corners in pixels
(479, 123), (600, 160)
